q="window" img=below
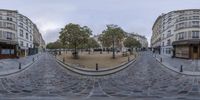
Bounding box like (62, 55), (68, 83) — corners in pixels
(6, 22), (15, 30)
(19, 23), (23, 28)
(26, 33), (28, 39)
(178, 32), (184, 40)
(192, 21), (199, 27)
(6, 17), (12, 21)
(166, 48), (171, 54)
(26, 43), (28, 47)
(0, 21), (2, 27)
(6, 32), (12, 40)
(167, 39), (171, 46)
(19, 16), (23, 21)
(30, 35), (32, 41)
(162, 42), (164, 46)
(0, 30), (2, 38)
(20, 29), (23, 37)
(20, 41), (23, 47)
(192, 31), (199, 38)
(167, 30), (171, 37)
(193, 16), (199, 20)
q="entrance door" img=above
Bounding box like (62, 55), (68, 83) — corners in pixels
(193, 46), (198, 59)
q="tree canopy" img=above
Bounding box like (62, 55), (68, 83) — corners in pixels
(86, 37), (100, 49)
(98, 24), (125, 49)
(124, 36), (141, 48)
(59, 23), (92, 58)
(46, 40), (63, 49)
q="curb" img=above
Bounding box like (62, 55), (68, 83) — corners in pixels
(0, 55), (41, 77)
(153, 55), (200, 76)
(55, 54), (138, 76)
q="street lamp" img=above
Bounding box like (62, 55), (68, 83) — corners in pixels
(112, 33), (115, 59)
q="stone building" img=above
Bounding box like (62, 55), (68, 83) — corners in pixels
(0, 9), (45, 59)
(151, 9), (200, 59)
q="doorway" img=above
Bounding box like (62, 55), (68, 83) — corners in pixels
(192, 45), (198, 59)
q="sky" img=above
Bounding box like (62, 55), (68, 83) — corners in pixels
(1, 0), (200, 45)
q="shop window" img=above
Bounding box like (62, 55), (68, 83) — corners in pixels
(193, 46), (198, 53)
(1, 49), (14, 54)
(166, 48), (171, 54)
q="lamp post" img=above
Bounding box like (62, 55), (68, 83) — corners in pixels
(112, 33), (115, 59)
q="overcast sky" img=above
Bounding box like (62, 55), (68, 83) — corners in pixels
(1, 0), (200, 45)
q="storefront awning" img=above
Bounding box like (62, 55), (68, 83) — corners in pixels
(172, 39), (200, 46)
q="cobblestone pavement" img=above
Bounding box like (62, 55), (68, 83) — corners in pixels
(0, 52), (199, 100)
(154, 53), (200, 72)
(0, 54), (40, 75)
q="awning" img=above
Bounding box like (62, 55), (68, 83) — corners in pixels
(172, 39), (200, 46)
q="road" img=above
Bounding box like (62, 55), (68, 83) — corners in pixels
(0, 52), (199, 100)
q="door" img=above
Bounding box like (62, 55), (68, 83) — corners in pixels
(193, 46), (198, 59)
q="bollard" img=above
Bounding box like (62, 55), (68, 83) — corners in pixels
(96, 63), (98, 71)
(128, 56), (130, 62)
(19, 62), (21, 69)
(63, 57), (65, 62)
(160, 57), (162, 62)
(180, 65), (183, 72)
(32, 58), (35, 62)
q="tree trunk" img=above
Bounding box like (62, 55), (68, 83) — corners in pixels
(73, 42), (79, 59)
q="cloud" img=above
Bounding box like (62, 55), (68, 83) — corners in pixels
(43, 28), (60, 43)
(1, 0), (200, 45)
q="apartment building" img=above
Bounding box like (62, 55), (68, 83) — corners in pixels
(151, 9), (200, 59)
(17, 13), (34, 56)
(0, 9), (45, 58)
(151, 16), (162, 54)
(33, 24), (45, 54)
(127, 33), (148, 49)
(0, 9), (18, 58)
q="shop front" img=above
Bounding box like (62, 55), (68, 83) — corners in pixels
(172, 39), (200, 59)
(0, 42), (17, 59)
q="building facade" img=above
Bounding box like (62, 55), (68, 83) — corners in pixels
(33, 24), (45, 54)
(17, 14), (34, 56)
(0, 10), (18, 59)
(0, 9), (45, 59)
(127, 33), (148, 49)
(151, 16), (162, 54)
(152, 9), (200, 59)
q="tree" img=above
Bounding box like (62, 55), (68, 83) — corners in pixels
(86, 38), (100, 54)
(99, 24), (125, 59)
(46, 40), (63, 49)
(59, 23), (92, 59)
(124, 36), (141, 54)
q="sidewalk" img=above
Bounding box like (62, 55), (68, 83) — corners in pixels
(0, 53), (41, 76)
(153, 53), (200, 76)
